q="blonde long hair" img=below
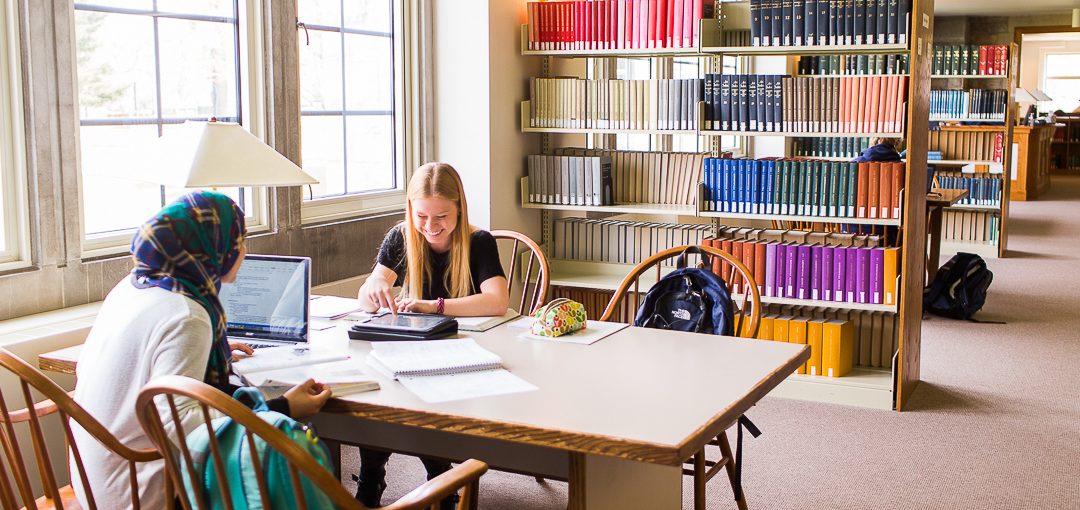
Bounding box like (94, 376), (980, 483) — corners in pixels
(402, 162), (473, 299)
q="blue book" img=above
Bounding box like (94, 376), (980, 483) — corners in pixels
(751, 160), (761, 213)
(764, 160), (775, 215)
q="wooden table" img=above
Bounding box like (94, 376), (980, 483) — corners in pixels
(40, 322), (808, 509)
(926, 188), (969, 280)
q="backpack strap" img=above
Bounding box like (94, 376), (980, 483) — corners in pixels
(675, 246), (715, 270)
(732, 414), (762, 503)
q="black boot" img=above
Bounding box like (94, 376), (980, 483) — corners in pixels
(352, 474), (387, 508)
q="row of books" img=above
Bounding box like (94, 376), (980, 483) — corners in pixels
(552, 148), (706, 205)
(792, 137), (871, 159)
(756, 305), (896, 370)
(702, 237), (900, 306)
(525, 0), (715, 50)
(754, 315), (854, 377)
(526, 155), (614, 206)
(749, 0), (911, 48)
(931, 44), (1009, 76)
(553, 218), (711, 265)
(796, 54), (910, 76)
(702, 158), (906, 220)
(934, 175), (1002, 207)
(929, 89), (1007, 121)
(703, 74), (908, 133)
(942, 210), (1000, 245)
(928, 129), (1005, 162)
(528, 78), (701, 130)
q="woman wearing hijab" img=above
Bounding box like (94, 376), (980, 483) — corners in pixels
(71, 191), (331, 509)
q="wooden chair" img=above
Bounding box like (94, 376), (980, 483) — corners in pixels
(599, 244), (762, 510)
(135, 375), (489, 510)
(0, 347), (161, 509)
(490, 229), (550, 315)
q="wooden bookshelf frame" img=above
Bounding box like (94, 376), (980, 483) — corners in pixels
(518, 0), (934, 410)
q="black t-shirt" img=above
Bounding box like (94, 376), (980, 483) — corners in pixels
(375, 225), (506, 299)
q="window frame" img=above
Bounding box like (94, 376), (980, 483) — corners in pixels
(73, 0), (270, 258)
(0, 0), (29, 270)
(298, 0), (417, 224)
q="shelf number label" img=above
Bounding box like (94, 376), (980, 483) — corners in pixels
(923, 14), (930, 29)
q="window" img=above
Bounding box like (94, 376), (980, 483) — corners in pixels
(672, 56), (740, 154)
(0, 0), (28, 268)
(298, 0), (407, 221)
(73, 1), (263, 252)
(1043, 53), (1080, 114)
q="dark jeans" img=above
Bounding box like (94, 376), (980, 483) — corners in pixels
(357, 448), (457, 508)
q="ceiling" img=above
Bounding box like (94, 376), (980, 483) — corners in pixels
(936, 0), (1076, 17)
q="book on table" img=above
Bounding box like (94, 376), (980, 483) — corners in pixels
(366, 338), (503, 379)
(256, 359), (380, 397)
(454, 310), (521, 332)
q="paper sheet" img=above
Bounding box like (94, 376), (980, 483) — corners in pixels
(397, 369), (537, 403)
(518, 320), (628, 345)
(455, 310), (520, 332)
(310, 295), (364, 319)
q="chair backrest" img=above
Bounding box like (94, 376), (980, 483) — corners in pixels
(599, 245), (762, 338)
(490, 230), (550, 315)
(0, 347), (160, 510)
(135, 375), (488, 510)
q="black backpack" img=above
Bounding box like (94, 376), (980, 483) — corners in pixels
(923, 252), (994, 321)
(633, 246), (735, 336)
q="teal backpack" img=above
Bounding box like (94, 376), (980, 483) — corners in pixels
(181, 387), (336, 509)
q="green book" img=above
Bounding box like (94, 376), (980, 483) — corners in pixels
(836, 162), (847, 217)
(784, 160), (796, 216)
(820, 161), (832, 217)
(846, 162), (858, 217)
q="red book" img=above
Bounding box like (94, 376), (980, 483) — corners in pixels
(627, 0), (636, 49)
(729, 240), (744, 294)
(867, 162), (881, 219)
(978, 45), (988, 75)
(997, 45), (1008, 76)
(707, 239), (722, 276)
(648, 0), (658, 48)
(720, 239), (734, 282)
(857, 163), (870, 218)
(656, 0), (667, 48)
(993, 132), (1004, 163)
(672, 0), (684, 48)
(988, 45), (997, 75)
(878, 161), (891, 219)
(754, 242), (767, 294)
(682, 0), (693, 47)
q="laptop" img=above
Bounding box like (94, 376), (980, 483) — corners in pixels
(219, 254), (311, 349)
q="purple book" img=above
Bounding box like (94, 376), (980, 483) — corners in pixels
(856, 248), (872, 304)
(797, 245), (812, 299)
(810, 245), (823, 301)
(846, 247), (859, 302)
(764, 243), (778, 298)
(833, 247), (848, 302)
(870, 248), (885, 304)
(775, 244), (788, 298)
(785, 244), (799, 298)
(822, 246), (835, 301)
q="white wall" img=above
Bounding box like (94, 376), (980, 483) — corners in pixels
(431, 0), (542, 241)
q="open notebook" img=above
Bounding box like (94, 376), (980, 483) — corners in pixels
(367, 338), (503, 379)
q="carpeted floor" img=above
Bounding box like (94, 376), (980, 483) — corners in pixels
(340, 176), (1080, 509)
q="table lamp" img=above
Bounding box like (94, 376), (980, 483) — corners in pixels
(151, 120), (317, 188)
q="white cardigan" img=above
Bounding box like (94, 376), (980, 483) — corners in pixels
(72, 278), (215, 510)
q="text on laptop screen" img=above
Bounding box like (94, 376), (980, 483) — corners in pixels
(219, 257), (308, 338)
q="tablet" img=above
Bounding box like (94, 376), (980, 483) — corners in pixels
(356, 313), (452, 333)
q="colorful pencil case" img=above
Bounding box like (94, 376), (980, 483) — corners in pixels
(530, 298), (587, 338)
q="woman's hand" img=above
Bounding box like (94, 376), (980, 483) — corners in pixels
(283, 379), (332, 421)
(359, 277), (397, 314)
(398, 298), (437, 314)
(228, 341), (254, 361)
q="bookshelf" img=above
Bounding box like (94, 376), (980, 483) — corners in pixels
(1050, 116), (1080, 172)
(927, 43), (1017, 258)
(518, 0), (933, 411)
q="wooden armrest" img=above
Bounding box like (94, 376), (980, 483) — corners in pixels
(383, 458), (488, 510)
(0, 391), (72, 423)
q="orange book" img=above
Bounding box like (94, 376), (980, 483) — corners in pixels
(879, 161), (892, 219)
(854, 77), (866, 134)
(822, 320), (855, 377)
(773, 315), (792, 344)
(894, 76), (908, 132)
(720, 239), (733, 282)
(884, 75), (897, 133)
(883, 247), (900, 305)
(806, 319), (824, 376)
(891, 162), (906, 220)
(742, 241), (756, 295)
(867, 76), (880, 133)
(867, 162), (881, 219)
(730, 240), (744, 294)
(753, 242), (767, 294)
(758, 315), (776, 341)
(790, 318), (809, 375)
(707, 238), (722, 277)
(857, 162), (870, 218)
(839, 77), (849, 133)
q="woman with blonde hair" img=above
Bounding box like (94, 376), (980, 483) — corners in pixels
(355, 162), (509, 508)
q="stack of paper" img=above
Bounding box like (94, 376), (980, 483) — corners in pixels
(258, 359), (380, 396)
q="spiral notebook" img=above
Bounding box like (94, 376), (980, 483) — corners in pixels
(366, 338), (503, 380)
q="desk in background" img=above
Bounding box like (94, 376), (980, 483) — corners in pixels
(41, 321), (808, 510)
(926, 188), (969, 280)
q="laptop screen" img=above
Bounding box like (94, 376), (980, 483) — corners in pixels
(220, 255), (311, 343)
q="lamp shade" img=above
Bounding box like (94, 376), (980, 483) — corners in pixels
(1013, 87), (1037, 103)
(153, 121), (317, 187)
